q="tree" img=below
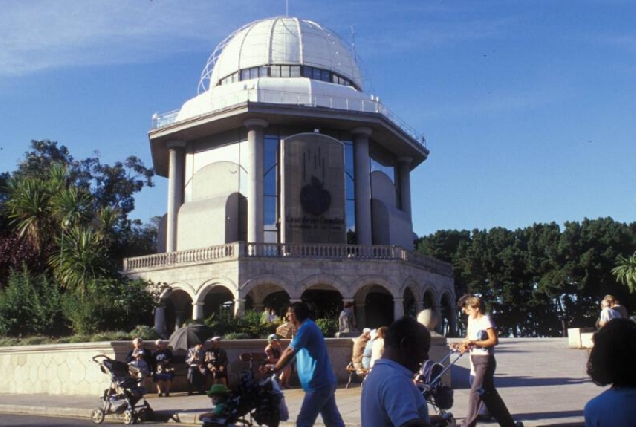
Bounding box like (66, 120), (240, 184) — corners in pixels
(612, 252), (636, 294)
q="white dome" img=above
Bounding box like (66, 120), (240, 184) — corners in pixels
(198, 16), (363, 93)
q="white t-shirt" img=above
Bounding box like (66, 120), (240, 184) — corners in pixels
(468, 314), (495, 356)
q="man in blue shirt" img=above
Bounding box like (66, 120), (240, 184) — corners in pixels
(263, 302), (345, 427)
(361, 317), (431, 427)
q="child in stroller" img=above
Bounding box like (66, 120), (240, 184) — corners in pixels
(200, 369), (286, 427)
(90, 354), (153, 425)
(414, 349), (464, 427)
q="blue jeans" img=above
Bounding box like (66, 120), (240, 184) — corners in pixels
(297, 383), (345, 427)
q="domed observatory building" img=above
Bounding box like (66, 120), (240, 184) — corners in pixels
(124, 17), (456, 335)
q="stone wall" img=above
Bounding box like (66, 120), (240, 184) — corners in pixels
(0, 336), (448, 396)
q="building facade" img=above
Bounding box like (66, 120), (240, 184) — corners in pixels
(123, 16), (457, 335)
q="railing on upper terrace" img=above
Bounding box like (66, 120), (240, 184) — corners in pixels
(123, 242), (451, 276)
(150, 88), (427, 149)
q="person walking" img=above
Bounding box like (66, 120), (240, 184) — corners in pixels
(361, 316), (432, 427)
(598, 300), (620, 328)
(458, 296), (523, 427)
(584, 318), (636, 426)
(261, 301), (345, 427)
(604, 295), (629, 319)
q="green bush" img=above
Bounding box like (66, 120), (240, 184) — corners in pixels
(21, 336), (54, 345)
(315, 318), (338, 337)
(204, 310), (277, 338)
(62, 278), (155, 335)
(224, 332), (251, 340)
(129, 325), (159, 340)
(0, 268), (66, 337)
(0, 337), (20, 346)
(68, 334), (91, 343)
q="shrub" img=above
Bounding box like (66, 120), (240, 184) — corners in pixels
(62, 278), (155, 335)
(204, 310), (277, 338)
(129, 325), (159, 340)
(0, 337), (20, 346)
(68, 334), (91, 343)
(0, 268), (66, 337)
(21, 336), (53, 345)
(224, 332), (251, 340)
(315, 318), (338, 337)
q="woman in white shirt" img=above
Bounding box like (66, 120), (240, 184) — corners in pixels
(458, 296), (522, 427)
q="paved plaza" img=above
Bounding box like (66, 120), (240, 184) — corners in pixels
(0, 338), (601, 426)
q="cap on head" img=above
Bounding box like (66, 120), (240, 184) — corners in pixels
(208, 336), (221, 342)
(268, 334), (279, 343)
(207, 384), (230, 397)
(363, 328), (371, 334)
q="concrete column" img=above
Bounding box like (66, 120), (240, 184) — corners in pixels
(235, 298), (246, 317)
(243, 119), (269, 244)
(166, 140), (186, 252)
(352, 127), (372, 245)
(393, 297), (405, 321)
(415, 300), (424, 314)
(193, 302), (205, 322)
(175, 310), (185, 330)
(154, 306), (166, 337)
(355, 302), (366, 329)
(398, 157), (413, 222)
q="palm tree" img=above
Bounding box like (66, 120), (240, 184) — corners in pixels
(5, 176), (55, 251)
(612, 251), (636, 293)
(50, 225), (112, 295)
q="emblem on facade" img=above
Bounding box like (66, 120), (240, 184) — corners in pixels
(300, 175), (331, 216)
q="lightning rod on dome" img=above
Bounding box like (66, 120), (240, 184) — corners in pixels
(350, 25), (357, 57)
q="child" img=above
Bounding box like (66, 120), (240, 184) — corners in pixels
(199, 384), (231, 422)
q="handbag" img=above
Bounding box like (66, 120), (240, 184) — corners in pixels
(279, 396), (289, 421)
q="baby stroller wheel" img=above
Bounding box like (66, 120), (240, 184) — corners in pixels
(122, 408), (135, 425)
(91, 407), (105, 424)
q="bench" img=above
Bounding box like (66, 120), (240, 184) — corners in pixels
(345, 362), (369, 388)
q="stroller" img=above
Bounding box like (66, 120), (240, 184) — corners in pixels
(415, 349), (464, 427)
(201, 367), (286, 427)
(90, 354), (153, 425)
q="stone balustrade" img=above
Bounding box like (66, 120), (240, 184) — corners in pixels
(123, 242), (452, 277)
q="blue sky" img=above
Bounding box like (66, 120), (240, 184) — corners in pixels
(1, 0), (635, 237)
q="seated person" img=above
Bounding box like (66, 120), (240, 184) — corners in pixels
(352, 328), (371, 371)
(125, 337), (153, 384)
(361, 329), (377, 370)
(152, 339), (175, 397)
(186, 342), (206, 395)
(199, 384), (231, 421)
(204, 337), (229, 386)
(264, 333), (291, 388)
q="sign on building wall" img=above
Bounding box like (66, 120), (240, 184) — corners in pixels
(281, 133), (346, 244)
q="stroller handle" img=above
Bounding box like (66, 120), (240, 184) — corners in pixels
(91, 354), (112, 363)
